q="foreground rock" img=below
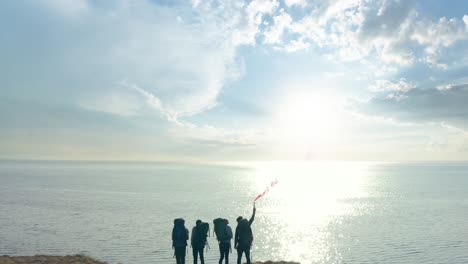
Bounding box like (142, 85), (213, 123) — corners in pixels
(0, 255), (107, 264)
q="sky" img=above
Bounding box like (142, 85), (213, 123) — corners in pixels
(1, 0), (468, 162)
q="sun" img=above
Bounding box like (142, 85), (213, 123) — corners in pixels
(273, 92), (343, 153)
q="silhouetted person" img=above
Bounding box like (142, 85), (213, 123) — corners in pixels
(173, 218), (189, 264)
(218, 219), (233, 264)
(235, 206), (256, 264)
(191, 220), (208, 264)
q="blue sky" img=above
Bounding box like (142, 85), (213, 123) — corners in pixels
(1, 0), (468, 161)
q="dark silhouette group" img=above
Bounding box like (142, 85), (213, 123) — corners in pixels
(172, 206), (256, 264)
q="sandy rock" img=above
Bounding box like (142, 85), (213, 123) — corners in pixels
(0, 255), (107, 264)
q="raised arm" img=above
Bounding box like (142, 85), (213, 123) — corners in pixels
(248, 206), (256, 226)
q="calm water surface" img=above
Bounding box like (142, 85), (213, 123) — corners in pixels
(0, 160), (467, 263)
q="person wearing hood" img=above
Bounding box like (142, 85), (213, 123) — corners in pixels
(234, 206), (256, 264)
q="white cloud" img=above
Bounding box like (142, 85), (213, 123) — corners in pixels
(437, 83), (456, 91)
(412, 16), (468, 68)
(35, 0), (244, 120)
(108, 9), (239, 118)
(263, 9), (292, 44)
(233, 0), (280, 45)
(258, 0), (467, 69)
(284, 0), (307, 8)
(122, 81), (265, 147)
(289, 14), (326, 47)
(327, 0), (417, 65)
(369, 79), (416, 93)
(284, 37), (310, 52)
(120, 81), (172, 119)
(7, 0), (275, 150)
(412, 17), (468, 47)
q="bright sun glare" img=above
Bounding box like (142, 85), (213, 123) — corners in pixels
(274, 92), (343, 152)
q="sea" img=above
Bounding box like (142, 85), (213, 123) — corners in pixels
(0, 160), (467, 264)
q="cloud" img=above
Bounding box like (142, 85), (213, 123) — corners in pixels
(256, 0), (468, 70)
(120, 81), (172, 119)
(4, 1), (467, 121)
(2, 0), (245, 120)
(263, 9), (293, 44)
(284, 0), (307, 8)
(120, 81), (265, 147)
(369, 79), (416, 93)
(357, 0), (415, 40)
(233, 0), (280, 45)
(284, 37), (310, 52)
(412, 16), (468, 68)
(104, 3), (241, 119)
(354, 83), (468, 129)
(308, 0), (418, 64)
(2, 0), (283, 154)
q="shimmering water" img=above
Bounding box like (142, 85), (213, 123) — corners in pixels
(1, 160), (467, 263)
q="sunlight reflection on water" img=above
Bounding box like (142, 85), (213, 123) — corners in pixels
(243, 161), (373, 263)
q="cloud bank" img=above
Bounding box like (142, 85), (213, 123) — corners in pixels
(355, 83), (468, 130)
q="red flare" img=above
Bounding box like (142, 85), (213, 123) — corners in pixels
(254, 178), (278, 202)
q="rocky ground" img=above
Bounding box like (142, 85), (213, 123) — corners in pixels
(0, 255), (107, 264)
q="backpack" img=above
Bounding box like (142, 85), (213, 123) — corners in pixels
(213, 218), (229, 241)
(173, 218), (188, 248)
(194, 222), (210, 247)
(237, 219), (253, 247)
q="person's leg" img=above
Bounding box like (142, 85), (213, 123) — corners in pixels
(219, 243), (224, 264)
(225, 244), (230, 264)
(181, 246), (186, 264)
(175, 248), (182, 264)
(245, 246), (251, 264)
(199, 248), (205, 264)
(193, 247), (198, 264)
(236, 247), (243, 264)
